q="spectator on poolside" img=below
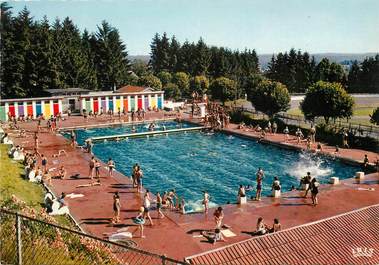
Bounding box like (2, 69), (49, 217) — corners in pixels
(57, 166), (67, 180)
(271, 176), (281, 192)
(214, 207), (224, 229)
(58, 192), (66, 209)
(201, 229), (226, 244)
(95, 159), (101, 180)
(255, 168), (264, 201)
(316, 142), (323, 152)
(156, 192), (165, 219)
(112, 192), (121, 224)
(362, 154), (369, 172)
(133, 207), (146, 238)
(310, 124), (316, 143)
(283, 126), (289, 142)
(70, 130), (76, 147)
(309, 178), (320, 206)
(107, 158), (115, 177)
(203, 191), (210, 213)
(43, 170), (52, 186)
(143, 190), (153, 226)
(136, 166), (143, 193)
(88, 156), (95, 179)
(342, 130), (349, 148)
(295, 128), (303, 144)
(301, 172), (312, 195)
(41, 154), (48, 172)
(269, 218), (281, 233)
(238, 185), (246, 200)
(255, 217), (268, 235)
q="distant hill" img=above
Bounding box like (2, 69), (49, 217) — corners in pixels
(258, 53), (378, 70)
(129, 53), (378, 70)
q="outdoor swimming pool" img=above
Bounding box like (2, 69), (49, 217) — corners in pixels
(68, 122), (361, 212)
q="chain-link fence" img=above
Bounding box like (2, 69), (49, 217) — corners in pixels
(0, 209), (186, 265)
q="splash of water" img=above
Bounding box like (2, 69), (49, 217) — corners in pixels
(287, 152), (333, 180)
(185, 199), (218, 213)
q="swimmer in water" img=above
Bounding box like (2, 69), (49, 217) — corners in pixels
(131, 126), (137, 133)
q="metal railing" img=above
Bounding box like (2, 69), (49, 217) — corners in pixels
(230, 106), (379, 140)
(0, 209), (186, 265)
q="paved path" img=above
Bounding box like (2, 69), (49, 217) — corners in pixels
(4, 115), (379, 261)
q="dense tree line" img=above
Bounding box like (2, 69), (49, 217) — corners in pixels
(149, 32), (259, 100)
(1, 3), (131, 98)
(266, 49), (346, 93)
(347, 55), (379, 93)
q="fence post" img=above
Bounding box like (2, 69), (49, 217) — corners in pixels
(15, 213), (22, 265)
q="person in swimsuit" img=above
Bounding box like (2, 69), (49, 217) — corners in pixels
(70, 130), (76, 147)
(57, 166), (67, 179)
(112, 192), (121, 224)
(255, 217), (268, 235)
(255, 168), (264, 201)
(203, 191), (210, 213)
(133, 207), (146, 238)
(143, 190), (153, 226)
(41, 154), (48, 172)
(310, 178), (319, 205)
(34, 132), (39, 150)
(136, 166), (143, 193)
(213, 207), (224, 229)
(89, 156), (95, 179)
(132, 163), (139, 188)
(269, 218), (281, 233)
(201, 229), (226, 244)
(107, 158), (115, 177)
(156, 192), (165, 219)
(95, 159), (101, 180)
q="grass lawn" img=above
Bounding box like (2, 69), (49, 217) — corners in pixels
(353, 107), (375, 116)
(0, 144), (45, 208)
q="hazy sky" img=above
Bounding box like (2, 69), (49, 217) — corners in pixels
(9, 0), (379, 55)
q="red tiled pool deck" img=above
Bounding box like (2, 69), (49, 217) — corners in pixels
(5, 114), (379, 264)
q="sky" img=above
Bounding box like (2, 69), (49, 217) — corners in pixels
(8, 0), (379, 55)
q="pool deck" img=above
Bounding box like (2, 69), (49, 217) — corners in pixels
(4, 114), (379, 262)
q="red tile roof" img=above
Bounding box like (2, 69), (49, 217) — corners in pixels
(186, 204), (379, 265)
(116, 85), (153, 93)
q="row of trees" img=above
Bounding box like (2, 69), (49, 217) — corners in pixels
(266, 49), (346, 93)
(149, 32), (259, 78)
(1, 4), (131, 98)
(348, 55), (379, 93)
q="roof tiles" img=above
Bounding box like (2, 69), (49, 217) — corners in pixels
(186, 204), (379, 265)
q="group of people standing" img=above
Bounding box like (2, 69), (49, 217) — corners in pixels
(203, 103), (230, 130)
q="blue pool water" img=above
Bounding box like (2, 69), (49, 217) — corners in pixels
(67, 122), (360, 212)
(68, 121), (196, 145)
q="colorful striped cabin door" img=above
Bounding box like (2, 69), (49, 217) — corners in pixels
(93, 100), (99, 113)
(137, 97), (142, 109)
(18, 104), (24, 116)
(0, 105), (6, 121)
(157, 96), (162, 109)
(109, 99), (114, 112)
(85, 100), (91, 111)
(101, 99), (106, 111)
(27, 104), (33, 116)
(123, 98), (128, 112)
(44, 103), (51, 117)
(130, 97), (135, 111)
(53, 103), (59, 115)
(9, 105), (15, 117)
(144, 97), (149, 109)
(36, 103), (42, 116)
